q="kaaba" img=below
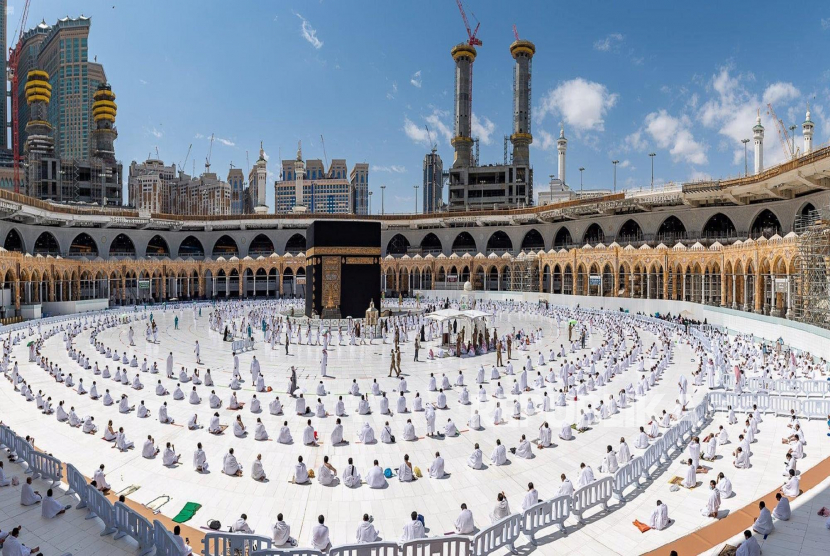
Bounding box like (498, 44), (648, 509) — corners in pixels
(305, 221), (381, 319)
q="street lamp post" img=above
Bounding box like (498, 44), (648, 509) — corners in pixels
(368, 191), (373, 215)
(414, 185), (419, 214)
(612, 160), (619, 193)
(741, 138), (750, 176)
(579, 167), (585, 193)
(649, 153), (656, 190)
(380, 185), (386, 216)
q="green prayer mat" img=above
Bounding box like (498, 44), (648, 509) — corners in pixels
(172, 502), (201, 523)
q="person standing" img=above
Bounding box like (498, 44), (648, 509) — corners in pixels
(396, 346), (402, 376)
(507, 336), (512, 360)
(389, 350), (397, 377)
(496, 341), (503, 367)
(175, 315), (179, 330)
(414, 338), (420, 362)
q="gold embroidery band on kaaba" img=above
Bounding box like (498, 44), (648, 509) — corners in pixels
(306, 247), (381, 258)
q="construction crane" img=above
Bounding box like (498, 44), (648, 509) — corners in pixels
(424, 124), (437, 153)
(320, 134), (328, 169)
(766, 103), (796, 161)
(8, 0), (32, 193)
(513, 24), (519, 41)
(205, 133), (215, 173)
(155, 146), (160, 160)
(179, 143), (192, 176)
(455, 0), (482, 46)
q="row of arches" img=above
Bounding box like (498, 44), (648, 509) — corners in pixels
(2, 230), (309, 260)
(385, 207), (811, 255)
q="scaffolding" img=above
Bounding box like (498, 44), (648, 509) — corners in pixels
(506, 257), (539, 292)
(792, 206), (830, 328)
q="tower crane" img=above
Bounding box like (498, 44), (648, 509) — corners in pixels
(424, 124), (437, 153)
(455, 0), (482, 46)
(8, 0), (32, 193)
(766, 103), (795, 160)
(320, 134), (328, 169)
(179, 143), (192, 176)
(205, 133), (215, 173)
(513, 24), (520, 41)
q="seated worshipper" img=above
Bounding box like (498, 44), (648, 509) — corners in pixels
(600, 445), (620, 474)
(468, 444), (483, 469)
(142, 435), (160, 459)
(521, 482), (539, 511)
(356, 514), (380, 543)
(209, 391), (222, 408)
(702, 433), (718, 461)
(189, 387), (201, 405)
(233, 415), (247, 438)
(491, 439), (507, 465)
(490, 493), (510, 524)
(317, 456), (338, 486)
(429, 452), (445, 478)
(702, 480), (721, 517)
(209, 413), (223, 434)
(193, 443), (209, 473)
(400, 511), (426, 542)
(538, 422), (553, 448)
(682, 459), (697, 488)
(782, 469), (800, 497)
(232, 514), (254, 534)
(1, 527), (40, 555)
(772, 492), (791, 521)
(252, 454), (267, 481)
(93, 464), (111, 492)
(468, 410), (482, 430)
(556, 474), (574, 497)
(358, 422), (375, 444)
(162, 443), (180, 467)
(647, 500), (669, 530)
(343, 457), (361, 488)
(331, 418), (344, 445)
(173, 384), (186, 401)
(398, 454), (415, 482)
(293, 456), (309, 484)
(736, 530), (761, 556)
(187, 414), (200, 430)
(271, 514), (297, 547)
(223, 448), (243, 477)
(559, 420), (574, 441)
(159, 402), (174, 424)
(254, 418), (269, 440)
(20, 477), (42, 506)
(455, 504), (475, 535)
(635, 426), (650, 448)
(752, 500), (773, 537)
(717, 472), (734, 498)
(514, 435), (533, 459)
(278, 421), (293, 444)
(444, 418), (458, 437)
(733, 446), (751, 469)
(366, 460), (388, 488)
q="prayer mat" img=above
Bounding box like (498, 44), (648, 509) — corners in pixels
(145, 495), (171, 512)
(172, 502), (202, 523)
(115, 485), (140, 497)
(668, 476), (684, 485)
(633, 520), (651, 533)
(718, 545), (737, 556)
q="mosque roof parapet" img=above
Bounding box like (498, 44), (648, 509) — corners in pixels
(673, 243), (687, 251)
(638, 244), (652, 250)
(690, 242), (705, 250)
(624, 244), (635, 251)
(424, 254), (434, 260)
(488, 252), (499, 259)
(595, 243), (606, 249)
(583, 244), (593, 250)
(655, 243), (667, 250)
(709, 241), (723, 250)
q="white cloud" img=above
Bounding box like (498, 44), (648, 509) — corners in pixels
(643, 109), (708, 165)
(624, 130), (647, 151)
(372, 165), (407, 173)
(294, 12), (323, 50)
(139, 79), (148, 86)
(387, 81), (398, 100)
(403, 117), (430, 145)
(690, 170), (712, 182)
(619, 159), (631, 168)
(410, 70), (422, 88)
(531, 129), (557, 151)
(403, 109), (452, 147)
(216, 137), (236, 147)
(763, 82), (800, 105)
(425, 110), (452, 144)
(822, 18), (830, 30)
(471, 113), (496, 145)
(146, 127), (163, 139)
(537, 78), (618, 134)
(593, 33), (624, 52)
(194, 133), (205, 139)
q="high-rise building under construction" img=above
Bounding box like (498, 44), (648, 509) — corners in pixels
(447, 38), (535, 210)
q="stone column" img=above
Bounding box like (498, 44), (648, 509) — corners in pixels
(730, 273), (736, 309)
(754, 273), (763, 314)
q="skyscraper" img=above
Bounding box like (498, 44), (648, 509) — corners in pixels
(0, 0), (8, 150)
(422, 150), (443, 213)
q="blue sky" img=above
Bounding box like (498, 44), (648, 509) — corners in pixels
(11, 1), (830, 212)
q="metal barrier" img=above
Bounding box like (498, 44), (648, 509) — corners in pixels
(202, 531), (273, 555)
(772, 379), (801, 397)
(572, 477), (613, 524)
(231, 338), (256, 352)
(472, 513), (521, 555)
(801, 398), (830, 419)
(153, 519), (180, 556)
(0, 425), (13, 449)
(520, 495), (571, 544)
(13, 434), (33, 473)
(401, 535), (471, 556)
(114, 501), (154, 556)
(86, 484), (117, 535)
(769, 395), (801, 416)
(800, 380), (829, 398)
(613, 457), (643, 501)
(641, 441), (662, 479)
(329, 541), (400, 556)
(65, 463), (89, 508)
(29, 450), (62, 488)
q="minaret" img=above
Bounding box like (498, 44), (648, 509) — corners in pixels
(557, 126), (567, 185)
(510, 38), (535, 166)
(451, 43), (476, 168)
(753, 111), (764, 175)
(91, 83), (118, 161)
(803, 105), (814, 155)
(293, 141), (306, 211)
(253, 141), (268, 214)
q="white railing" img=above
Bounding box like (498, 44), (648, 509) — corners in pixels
(29, 450), (62, 487)
(572, 477), (613, 524)
(800, 399), (830, 419)
(202, 531), (273, 555)
(472, 513), (521, 555)
(800, 380), (829, 397)
(613, 457), (643, 502)
(401, 535), (472, 556)
(86, 484), (118, 536)
(520, 495), (570, 545)
(13, 434), (33, 472)
(252, 550), (325, 556)
(65, 463), (89, 508)
(769, 395), (800, 416)
(153, 519), (180, 556)
(329, 541), (400, 556)
(114, 501), (155, 556)
(641, 440), (662, 479)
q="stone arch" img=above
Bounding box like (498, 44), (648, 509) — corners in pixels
(248, 234), (275, 257)
(33, 231), (60, 256)
(3, 228), (25, 253)
(553, 227), (573, 248)
(582, 223), (604, 245)
(750, 208), (781, 238)
(212, 235), (239, 258)
(109, 233), (136, 258)
(178, 236), (205, 258)
(68, 232), (99, 258)
(486, 230), (513, 253)
(451, 231), (476, 253)
(386, 234), (411, 256)
(520, 228), (544, 251)
(285, 233), (306, 254)
(146, 234), (170, 258)
(701, 213), (736, 239)
(656, 215), (687, 242)
(617, 219), (644, 243)
(419, 232), (442, 255)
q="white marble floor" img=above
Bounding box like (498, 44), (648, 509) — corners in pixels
(1, 303), (827, 555)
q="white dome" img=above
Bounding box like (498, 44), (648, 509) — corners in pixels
(463, 281), (473, 292)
